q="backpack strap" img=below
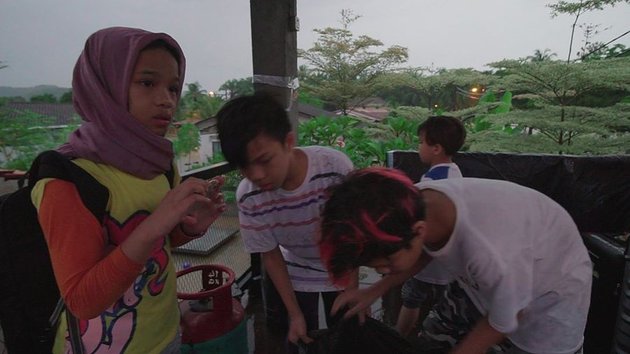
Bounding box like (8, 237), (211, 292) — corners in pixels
(47, 299), (84, 353)
(29, 151), (109, 222)
(29, 151), (107, 352)
(66, 311), (85, 354)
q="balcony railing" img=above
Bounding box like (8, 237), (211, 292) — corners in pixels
(175, 162), (254, 295)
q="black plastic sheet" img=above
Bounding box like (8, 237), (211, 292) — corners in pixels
(299, 317), (418, 354)
(387, 151), (630, 234)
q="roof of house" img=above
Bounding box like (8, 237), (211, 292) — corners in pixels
(297, 102), (334, 119)
(195, 117), (217, 131)
(340, 107), (390, 122)
(3, 102), (79, 126)
(191, 102), (337, 134)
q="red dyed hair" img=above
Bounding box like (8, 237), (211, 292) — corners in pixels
(319, 167), (425, 285)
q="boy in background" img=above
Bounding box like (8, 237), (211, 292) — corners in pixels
(397, 116), (466, 336)
(216, 93), (355, 353)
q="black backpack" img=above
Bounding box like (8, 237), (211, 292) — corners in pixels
(0, 151), (175, 353)
(0, 151), (112, 353)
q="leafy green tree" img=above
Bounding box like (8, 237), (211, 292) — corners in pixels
(298, 9), (408, 114)
(3, 96), (26, 103)
(527, 49), (558, 62)
(0, 105), (79, 169)
(547, 0), (630, 62)
(378, 67), (493, 111)
(297, 91), (324, 108)
(30, 93), (57, 103)
(172, 123), (201, 167)
(218, 78), (254, 100)
(59, 90), (73, 103)
(175, 82), (224, 121)
(483, 57), (630, 154)
(581, 43), (630, 61)
(298, 112), (421, 167)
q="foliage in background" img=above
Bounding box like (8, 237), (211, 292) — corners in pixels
(218, 77), (254, 100)
(59, 91), (73, 104)
(0, 102), (79, 170)
(547, 0), (630, 62)
(297, 90), (324, 108)
(377, 67), (493, 111)
(298, 114), (419, 167)
(30, 93), (57, 103)
(298, 9), (408, 115)
(173, 123), (201, 166)
(175, 82), (224, 122)
(485, 57), (630, 153)
(205, 152), (242, 203)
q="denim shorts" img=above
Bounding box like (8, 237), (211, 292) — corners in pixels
(401, 277), (446, 309)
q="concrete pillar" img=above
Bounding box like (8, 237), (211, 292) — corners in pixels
(249, 0), (299, 132)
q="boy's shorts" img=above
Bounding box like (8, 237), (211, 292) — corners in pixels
(401, 277), (446, 309)
(419, 282), (584, 354)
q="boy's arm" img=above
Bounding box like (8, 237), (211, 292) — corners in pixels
(332, 253), (432, 319)
(262, 246), (312, 344)
(450, 317), (505, 354)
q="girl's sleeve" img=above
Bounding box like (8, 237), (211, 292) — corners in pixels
(33, 179), (143, 319)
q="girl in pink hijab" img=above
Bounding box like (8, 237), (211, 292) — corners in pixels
(32, 27), (225, 353)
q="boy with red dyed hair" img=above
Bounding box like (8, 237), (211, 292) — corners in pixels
(321, 167), (591, 354)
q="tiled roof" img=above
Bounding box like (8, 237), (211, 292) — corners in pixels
(3, 102), (79, 126)
(297, 102), (334, 118)
(338, 107), (390, 122)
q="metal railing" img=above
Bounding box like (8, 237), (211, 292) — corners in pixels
(178, 162), (254, 294)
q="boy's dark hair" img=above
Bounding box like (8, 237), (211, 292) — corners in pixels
(417, 116), (466, 156)
(319, 167), (426, 284)
(216, 93), (291, 168)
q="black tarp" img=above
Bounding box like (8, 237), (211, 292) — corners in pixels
(299, 317), (419, 354)
(387, 151), (630, 234)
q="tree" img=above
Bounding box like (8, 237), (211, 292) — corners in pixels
(59, 90), (73, 104)
(298, 9), (408, 115)
(527, 49), (558, 62)
(378, 67), (493, 111)
(175, 82), (224, 121)
(218, 78), (254, 100)
(483, 57), (630, 154)
(172, 123), (201, 167)
(0, 105), (79, 170)
(30, 93), (57, 103)
(547, 0), (630, 62)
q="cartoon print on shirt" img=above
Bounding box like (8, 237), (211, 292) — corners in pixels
(67, 211), (170, 353)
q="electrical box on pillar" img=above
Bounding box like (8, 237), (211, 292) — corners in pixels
(177, 264), (247, 353)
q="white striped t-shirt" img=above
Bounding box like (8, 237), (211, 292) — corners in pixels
(237, 146), (353, 292)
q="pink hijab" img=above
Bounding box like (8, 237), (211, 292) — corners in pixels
(58, 27), (186, 179)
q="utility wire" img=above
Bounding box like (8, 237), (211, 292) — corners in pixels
(576, 29), (630, 61)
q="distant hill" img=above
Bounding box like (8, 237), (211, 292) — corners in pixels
(0, 85), (71, 100)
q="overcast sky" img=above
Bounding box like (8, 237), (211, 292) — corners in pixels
(1, 0), (629, 92)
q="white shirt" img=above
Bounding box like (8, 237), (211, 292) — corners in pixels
(418, 178), (592, 354)
(414, 162), (462, 284)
